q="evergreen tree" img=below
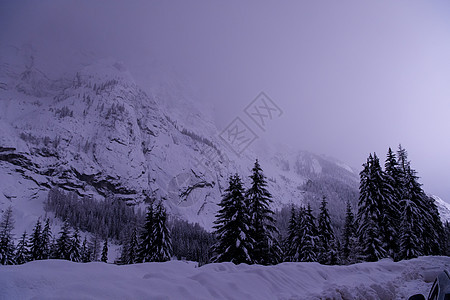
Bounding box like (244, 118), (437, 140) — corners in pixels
(317, 197), (336, 265)
(0, 206), (16, 265)
(212, 174), (254, 264)
(55, 221), (72, 260)
(120, 227), (139, 264)
(101, 238), (108, 263)
(245, 159), (282, 265)
(342, 201), (357, 263)
(299, 204), (318, 262)
(89, 234), (101, 262)
(138, 204), (155, 262)
(284, 205), (300, 262)
(69, 228), (81, 262)
(81, 237), (90, 263)
(151, 202), (173, 262)
(29, 219), (43, 261)
(445, 222), (450, 256)
(356, 155), (387, 261)
(15, 231), (30, 265)
(384, 148), (401, 259)
(41, 218), (52, 259)
(399, 197), (421, 259)
(372, 153), (397, 258)
(422, 196), (445, 256)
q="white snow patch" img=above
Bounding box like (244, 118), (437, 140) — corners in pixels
(0, 256), (448, 299)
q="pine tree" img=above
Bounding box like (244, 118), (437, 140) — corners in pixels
(299, 204), (318, 262)
(245, 159), (282, 265)
(15, 231), (30, 265)
(138, 204), (155, 263)
(151, 202), (173, 262)
(342, 201), (357, 263)
(317, 197), (336, 265)
(356, 155), (387, 262)
(81, 237), (90, 263)
(120, 227), (139, 264)
(41, 218), (52, 259)
(399, 197), (421, 259)
(0, 206), (16, 265)
(212, 174), (254, 264)
(55, 221), (72, 260)
(69, 228), (81, 262)
(384, 148), (401, 259)
(284, 205), (300, 262)
(372, 153), (397, 258)
(422, 196), (445, 256)
(89, 234), (101, 262)
(29, 219), (43, 261)
(101, 238), (108, 263)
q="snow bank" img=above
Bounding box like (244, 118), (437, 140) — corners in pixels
(0, 256), (449, 299)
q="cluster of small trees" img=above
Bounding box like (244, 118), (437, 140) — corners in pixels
(118, 202), (172, 264)
(212, 160), (282, 265)
(210, 150), (448, 265)
(45, 188), (140, 240)
(0, 208), (108, 265)
(355, 145), (446, 262)
(284, 198), (338, 264)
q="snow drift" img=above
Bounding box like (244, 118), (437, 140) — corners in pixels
(0, 256), (449, 299)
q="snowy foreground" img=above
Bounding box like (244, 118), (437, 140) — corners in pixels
(0, 257), (449, 300)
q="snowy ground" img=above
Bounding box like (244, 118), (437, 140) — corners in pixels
(0, 256), (449, 300)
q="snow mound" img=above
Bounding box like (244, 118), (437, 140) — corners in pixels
(0, 256), (448, 299)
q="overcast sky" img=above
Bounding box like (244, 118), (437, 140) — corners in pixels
(1, 0), (450, 200)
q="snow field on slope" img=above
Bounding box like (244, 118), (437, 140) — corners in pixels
(0, 256), (449, 300)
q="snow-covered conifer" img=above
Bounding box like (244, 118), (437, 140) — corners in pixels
(246, 159), (281, 265)
(212, 174), (254, 264)
(317, 197), (337, 264)
(0, 207), (16, 265)
(15, 231), (30, 265)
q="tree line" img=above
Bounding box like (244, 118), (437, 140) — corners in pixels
(0, 210), (109, 265)
(1, 146), (449, 266)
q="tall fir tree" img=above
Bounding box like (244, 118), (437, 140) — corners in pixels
(398, 195), (421, 259)
(138, 204), (155, 262)
(371, 153), (397, 258)
(342, 201), (357, 263)
(81, 237), (90, 263)
(212, 174), (254, 264)
(0, 206), (16, 265)
(299, 204), (318, 262)
(29, 219), (43, 261)
(101, 238), (108, 263)
(120, 227), (139, 264)
(69, 228), (81, 262)
(41, 218), (52, 259)
(284, 205), (300, 262)
(15, 231), (30, 265)
(151, 202), (173, 262)
(245, 159), (281, 265)
(356, 155), (387, 262)
(384, 148), (401, 259)
(55, 221), (72, 260)
(89, 234), (101, 262)
(317, 197), (337, 265)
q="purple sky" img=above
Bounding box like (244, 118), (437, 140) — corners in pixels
(1, 0), (450, 200)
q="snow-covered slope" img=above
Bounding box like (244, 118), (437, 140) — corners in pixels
(0, 45), (448, 234)
(0, 256), (449, 299)
(432, 195), (450, 223)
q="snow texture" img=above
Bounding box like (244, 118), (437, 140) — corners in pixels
(0, 256), (449, 299)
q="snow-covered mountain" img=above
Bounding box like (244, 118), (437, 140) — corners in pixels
(0, 46), (447, 234)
